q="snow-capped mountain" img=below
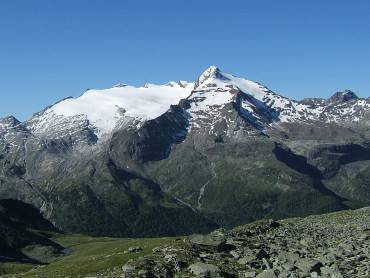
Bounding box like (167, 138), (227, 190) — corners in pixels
(1, 66), (370, 237)
(187, 66), (370, 129)
(24, 81), (194, 143)
(0, 116), (20, 130)
(2, 65), (369, 146)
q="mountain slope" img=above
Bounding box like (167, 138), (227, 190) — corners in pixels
(120, 207), (370, 278)
(0, 199), (65, 263)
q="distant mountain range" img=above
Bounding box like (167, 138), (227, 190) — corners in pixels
(1, 66), (370, 236)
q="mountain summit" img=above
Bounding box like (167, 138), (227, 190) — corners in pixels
(194, 66), (227, 89)
(329, 89), (358, 103)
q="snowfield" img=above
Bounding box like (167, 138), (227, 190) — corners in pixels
(33, 82), (194, 136)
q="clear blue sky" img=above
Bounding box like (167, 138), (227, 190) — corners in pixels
(1, 0), (370, 120)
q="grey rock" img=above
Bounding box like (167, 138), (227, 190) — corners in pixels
(137, 269), (151, 277)
(256, 269), (276, 278)
(320, 264), (343, 278)
(122, 261), (135, 273)
(127, 246), (143, 253)
(230, 250), (241, 259)
(237, 254), (255, 265)
(189, 234), (226, 252)
(359, 233), (369, 241)
(188, 262), (220, 277)
(278, 251), (299, 263)
(242, 271), (257, 277)
(295, 258), (323, 274)
(262, 258), (272, 269)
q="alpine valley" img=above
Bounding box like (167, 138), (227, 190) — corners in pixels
(1, 66), (370, 239)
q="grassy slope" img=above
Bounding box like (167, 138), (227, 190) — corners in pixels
(0, 233), (178, 278)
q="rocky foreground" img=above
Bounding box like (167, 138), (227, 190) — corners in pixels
(121, 207), (370, 277)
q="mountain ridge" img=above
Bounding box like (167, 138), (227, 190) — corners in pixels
(2, 66), (369, 140)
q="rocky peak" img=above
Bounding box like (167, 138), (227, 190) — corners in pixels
(328, 90), (358, 103)
(165, 81), (190, 88)
(194, 66), (228, 89)
(178, 80), (190, 88)
(165, 81), (178, 87)
(113, 82), (127, 88)
(0, 115), (21, 129)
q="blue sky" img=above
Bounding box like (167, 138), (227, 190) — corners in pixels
(1, 0), (370, 120)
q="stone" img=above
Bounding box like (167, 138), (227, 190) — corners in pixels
(189, 234), (226, 252)
(255, 249), (269, 259)
(262, 258), (272, 269)
(230, 250), (241, 259)
(295, 258), (323, 274)
(152, 246), (162, 253)
(299, 238), (309, 247)
(127, 246), (143, 253)
(237, 254), (254, 265)
(278, 251), (299, 263)
(320, 251), (337, 265)
(320, 265), (343, 278)
(256, 269), (276, 278)
(359, 233), (369, 241)
(122, 260), (135, 273)
(188, 262), (220, 277)
(282, 262), (294, 271)
(137, 269), (151, 277)
(242, 271), (257, 277)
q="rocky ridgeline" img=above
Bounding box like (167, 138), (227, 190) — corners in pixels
(121, 207), (370, 277)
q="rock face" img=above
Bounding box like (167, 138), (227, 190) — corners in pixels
(1, 66), (370, 237)
(328, 90), (358, 104)
(121, 207), (370, 277)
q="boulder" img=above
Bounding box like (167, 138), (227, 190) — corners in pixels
(243, 271), (257, 277)
(320, 264), (343, 278)
(127, 246), (143, 253)
(295, 258), (323, 274)
(188, 262), (220, 277)
(256, 269), (276, 278)
(189, 233), (226, 252)
(237, 254), (254, 265)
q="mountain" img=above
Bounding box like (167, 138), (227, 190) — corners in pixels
(1, 66), (370, 236)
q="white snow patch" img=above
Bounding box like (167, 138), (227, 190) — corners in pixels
(46, 82), (194, 135)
